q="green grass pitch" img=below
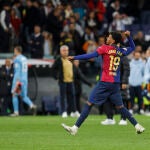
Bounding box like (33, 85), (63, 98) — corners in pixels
(0, 115), (149, 150)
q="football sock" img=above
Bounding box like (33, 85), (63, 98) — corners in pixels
(75, 104), (92, 128)
(119, 107), (137, 126)
(23, 96), (33, 106)
(12, 96), (19, 112)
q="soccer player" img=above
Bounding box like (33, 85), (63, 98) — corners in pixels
(11, 46), (36, 116)
(62, 31), (145, 135)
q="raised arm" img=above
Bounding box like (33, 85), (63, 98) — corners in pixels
(121, 31), (135, 56)
(68, 51), (99, 61)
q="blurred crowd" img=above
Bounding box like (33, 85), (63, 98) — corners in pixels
(0, 0), (150, 57)
(0, 0), (150, 116)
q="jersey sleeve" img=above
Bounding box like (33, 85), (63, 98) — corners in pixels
(96, 45), (107, 55)
(74, 51), (99, 60)
(119, 36), (135, 56)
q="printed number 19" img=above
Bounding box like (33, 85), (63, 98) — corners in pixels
(109, 56), (120, 71)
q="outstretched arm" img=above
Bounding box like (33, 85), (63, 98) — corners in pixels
(121, 31), (135, 55)
(68, 51), (99, 60)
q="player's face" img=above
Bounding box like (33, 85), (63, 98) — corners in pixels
(106, 34), (115, 45)
(60, 48), (69, 57)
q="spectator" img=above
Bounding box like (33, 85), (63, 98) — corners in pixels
(51, 0), (61, 7)
(52, 45), (79, 118)
(144, 48), (150, 83)
(69, 23), (82, 54)
(23, 0), (41, 35)
(12, 0), (21, 19)
(0, 59), (14, 115)
(29, 25), (44, 58)
(63, 15), (84, 37)
(109, 11), (125, 32)
(73, 60), (92, 113)
(129, 51), (145, 114)
(42, 31), (53, 57)
(85, 11), (98, 31)
(70, 0), (87, 20)
(10, 8), (22, 45)
(40, 0), (53, 29)
(87, 0), (106, 28)
(59, 31), (75, 55)
(0, 2), (12, 52)
(134, 31), (148, 51)
(83, 27), (96, 42)
(64, 4), (73, 19)
(46, 7), (63, 47)
(107, 0), (125, 23)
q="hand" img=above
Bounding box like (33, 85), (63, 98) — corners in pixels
(5, 28), (9, 32)
(67, 56), (74, 61)
(124, 31), (130, 37)
(121, 84), (128, 90)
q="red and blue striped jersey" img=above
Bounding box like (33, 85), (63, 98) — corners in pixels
(74, 36), (135, 83)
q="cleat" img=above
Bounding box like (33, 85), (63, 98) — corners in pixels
(70, 111), (80, 117)
(10, 112), (19, 117)
(30, 104), (37, 115)
(61, 123), (78, 135)
(101, 119), (116, 125)
(62, 112), (68, 118)
(118, 119), (127, 125)
(139, 109), (145, 115)
(129, 109), (133, 114)
(135, 124), (145, 134)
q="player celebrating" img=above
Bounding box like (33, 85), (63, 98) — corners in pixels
(11, 46), (36, 116)
(62, 31), (145, 135)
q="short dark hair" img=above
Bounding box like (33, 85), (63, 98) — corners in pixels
(109, 32), (122, 44)
(14, 46), (22, 53)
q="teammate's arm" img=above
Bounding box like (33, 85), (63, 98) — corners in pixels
(68, 51), (99, 61)
(120, 31), (135, 55)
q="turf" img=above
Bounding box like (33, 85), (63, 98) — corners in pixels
(0, 115), (149, 150)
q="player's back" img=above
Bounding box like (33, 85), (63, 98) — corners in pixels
(97, 44), (123, 83)
(14, 54), (28, 82)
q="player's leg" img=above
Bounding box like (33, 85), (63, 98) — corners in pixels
(136, 86), (144, 114)
(59, 82), (67, 117)
(129, 86), (135, 113)
(11, 95), (19, 116)
(62, 82), (109, 135)
(61, 82), (100, 135)
(101, 100), (116, 125)
(110, 86), (145, 134)
(67, 82), (80, 117)
(62, 101), (93, 135)
(21, 84), (32, 106)
(118, 99), (128, 125)
(21, 82), (36, 109)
